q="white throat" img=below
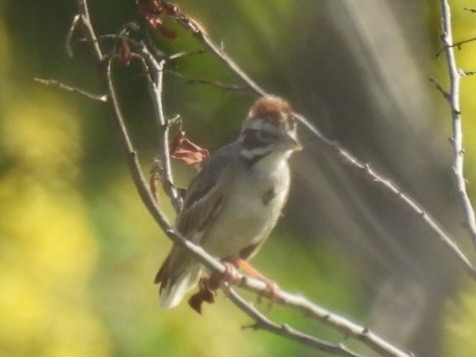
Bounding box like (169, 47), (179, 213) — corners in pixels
(241, 146), (292, 171)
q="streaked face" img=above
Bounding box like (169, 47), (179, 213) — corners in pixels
(240, 116), (300, 153)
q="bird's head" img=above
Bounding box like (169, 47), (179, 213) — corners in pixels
(239, 96), (301, 160)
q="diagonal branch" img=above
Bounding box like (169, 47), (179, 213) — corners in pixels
(237, 276), (411, 357)
(34, 78), (107, 103)
(173, 8), (476, 280)
(224, 287), (366, 357)
(166, 69), (249, 91)
(175, 15), (268, 96)
(76, 0), (103, 60)
(439, 0), (476, 250)
(306, 132), (476, 280)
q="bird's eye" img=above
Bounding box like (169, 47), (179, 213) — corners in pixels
(257, 130), (276, 141)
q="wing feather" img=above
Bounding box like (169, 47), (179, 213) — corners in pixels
(177, 144), (235, 240)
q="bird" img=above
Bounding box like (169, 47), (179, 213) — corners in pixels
(155, 95), (301, 309)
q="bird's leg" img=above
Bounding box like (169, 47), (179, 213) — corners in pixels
(226, 258), (280, 305)
(208, 261), (243, 290)
(188, 263), (243, 314)
(188, 259), (280, 313)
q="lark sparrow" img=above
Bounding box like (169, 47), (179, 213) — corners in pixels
(155, 96), (301, 309)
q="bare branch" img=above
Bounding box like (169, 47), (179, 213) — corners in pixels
(173, 13), (267, 96)
(166, 69), (249, 92)
(329, 138), (476, 279)
(429, 78), (450, 100)
(105, 58), (168, 224)
(224, 287), (365, 357)
(450, 36), (476, 50)
(137, 45), (183, 212)
(237, 277), (413, 357)
(464, 7), (476, 14)
(173, 2), (476, 282)
(76, 0), (104, 60)
(168, 49), (207, 61)
(435, 35), (476, 58)
(439, 0), (476, 249)
(461, 70), (476, 76)
(34, 78), (107, 103)
(66, 14), (81, 57)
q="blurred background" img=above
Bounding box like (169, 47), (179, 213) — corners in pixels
(2, 1), (476, 356)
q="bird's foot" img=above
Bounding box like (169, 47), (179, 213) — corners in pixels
(208, 261), (243, 290)
(226, 258), (281, 307)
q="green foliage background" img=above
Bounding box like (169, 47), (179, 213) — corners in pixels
(1, 1), (476, 357)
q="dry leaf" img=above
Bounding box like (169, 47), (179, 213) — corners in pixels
(170, 131), (210, 166)
(137, 0), (179, 40)
(188, 278), (216, 314)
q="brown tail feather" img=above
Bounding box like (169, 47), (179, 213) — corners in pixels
(154, 253), (172, 284)
(155, 247), (202, 308)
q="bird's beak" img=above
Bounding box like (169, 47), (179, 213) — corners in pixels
(293, 139), (303, 152)
(285, 132), (303, 152)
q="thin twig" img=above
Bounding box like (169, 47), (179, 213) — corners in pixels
(332, 137), (476, 279)
(34, 78), (107, 103)
(166, 69), (249, 92)
(174, 15), (267, 96)
(168, 49), (207, 61)
(440, 0), (476, 250)
(429, 78), (450, 100)
(435, 36), (476, 58)
(236, 278), (413, 357)
(77, 0), (103, 60)
(461, 70), (476, 76)
(224, 287), (365, 357)
(449, 36), (476, 50)
(106, 59), (170, 222)
(138, 45), (183, 211)
(71, 0), (176, 241)
(66, 14), (81, 57)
